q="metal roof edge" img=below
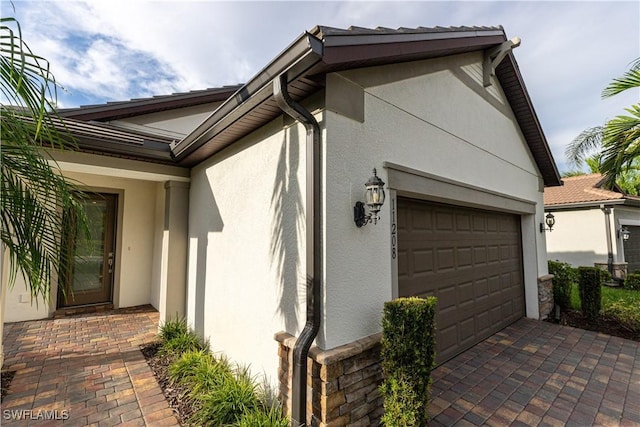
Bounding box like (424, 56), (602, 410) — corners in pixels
(322, 29), (505, 47)
(497, 53), (562, 187)
(59, 86), (242, 121)
(172, 31), (323, 161)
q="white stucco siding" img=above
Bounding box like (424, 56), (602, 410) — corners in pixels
(322, 53), (547, 349)
(546, 208), (608, 267)
(150, 182), (167, 311)
(187, 118), (307, 383)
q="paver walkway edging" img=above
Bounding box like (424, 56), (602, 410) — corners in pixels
(1, 305), (179, 427)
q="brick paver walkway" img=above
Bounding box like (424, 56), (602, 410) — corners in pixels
(430, 318), (640, 426)
(1, 306), (178, 427)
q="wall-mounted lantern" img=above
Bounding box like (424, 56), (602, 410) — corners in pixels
(354, 168), (385, 227)
(618, 226), (631, 241)
(540, 212), (555, 233)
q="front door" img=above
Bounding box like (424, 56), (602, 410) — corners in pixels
(59, 193), (117, 307)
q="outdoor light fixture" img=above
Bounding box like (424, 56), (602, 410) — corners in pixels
(354, 168), (386, 227)
(540, 212), (555, 233)
(619, 226), (631, 241)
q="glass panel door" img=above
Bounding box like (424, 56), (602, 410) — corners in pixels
(59, 193), (116, 307)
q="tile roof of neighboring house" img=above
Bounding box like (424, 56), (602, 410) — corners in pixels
(544, 174), (627, 206)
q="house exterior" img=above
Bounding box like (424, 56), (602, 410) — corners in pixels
(544, 174), (640, 278)
(2, 25), (562, 425)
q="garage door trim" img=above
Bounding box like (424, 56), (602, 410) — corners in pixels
(384, 161), (536, 215)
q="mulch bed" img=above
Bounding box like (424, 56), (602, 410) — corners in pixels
(547, 309), (640, 342)
(1, 370), (16, 402)
(140, 342), (196, 426)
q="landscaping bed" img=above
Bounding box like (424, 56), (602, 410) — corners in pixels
(551, 309), (640, 342)
(140, 319), (287, 427)
(141, 341), (195, 425)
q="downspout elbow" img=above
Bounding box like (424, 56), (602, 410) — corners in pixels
(273, 73), (321, 427)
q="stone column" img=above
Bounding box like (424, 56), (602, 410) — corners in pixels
(537, 274), (554, 320)
(275, 332), (384, 427)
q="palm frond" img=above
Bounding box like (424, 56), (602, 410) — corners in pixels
(565, 125), (604, 167)
(602, 57), (640, 98)
(1, 15), (87, 302)
(598, 104), (640, 188)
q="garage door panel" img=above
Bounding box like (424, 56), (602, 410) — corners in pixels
(398, 197), (525, 365)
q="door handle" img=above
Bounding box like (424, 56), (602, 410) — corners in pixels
(108, 252), (114, 274)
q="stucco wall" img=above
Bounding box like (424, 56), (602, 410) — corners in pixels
(546, 208), (608, 267)
(186, 118), (307, 383)
(150, 182), (167, 310)
(3, 171), (161, 322)
(322, 52), (548, 349)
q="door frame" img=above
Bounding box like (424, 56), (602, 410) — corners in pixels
(55, 188), (124, 310)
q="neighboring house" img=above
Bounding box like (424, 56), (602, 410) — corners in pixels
(2, 25), (562, 425)
(544, 174), (640, 277)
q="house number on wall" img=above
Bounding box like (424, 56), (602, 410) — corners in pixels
(391, 197), (397, 259)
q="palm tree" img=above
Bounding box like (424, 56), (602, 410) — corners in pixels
(1, 15), (86, 303)
(566, 58), (640, 189)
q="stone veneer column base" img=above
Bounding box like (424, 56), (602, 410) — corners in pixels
(538, 274), (554, 320)
(275, 332), (384, 427)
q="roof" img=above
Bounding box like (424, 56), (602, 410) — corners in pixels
(59, 86), (242, 121)
(170, 24), (561, 186)
(58, 25), (562, 186)
(544, 174), (640, 207)
(16, 115), (176, 163)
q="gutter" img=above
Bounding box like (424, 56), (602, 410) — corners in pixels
(273, 73), (322, 427)
(601, 205), (617, 280)
(172, 32), (323, 162)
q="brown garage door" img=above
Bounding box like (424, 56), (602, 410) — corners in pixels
(623, 225), (640, 273)
(398, 198), (525, 364)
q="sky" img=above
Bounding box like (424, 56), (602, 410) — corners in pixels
(3, 1), (640, 173)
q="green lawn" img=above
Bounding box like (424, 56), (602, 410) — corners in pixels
(569, 283), (640, 310)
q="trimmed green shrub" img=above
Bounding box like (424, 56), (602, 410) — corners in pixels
(190, 366), (260, 426)
(578, 267), (602, 320)
(234, 403), (289, 427)
(548, 260), (577, 309)
(169, 350), (232, 399)
(604, 302), (640, 332)
(158, 316), (189, 343)
(159, 332), (208, 357)
(380, 296), (437, 427)
(624, 273), (640, 290)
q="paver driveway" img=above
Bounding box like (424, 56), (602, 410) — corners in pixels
(1, 306), (178, 427)
(429, 318), (640, 426)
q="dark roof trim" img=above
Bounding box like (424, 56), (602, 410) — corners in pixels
(59, 86), (242, 122)
(317, 26), (505, 47)
(48, 116), (176, 163)
(495, 55), (561, 186)
(172, 32), (324, 162)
